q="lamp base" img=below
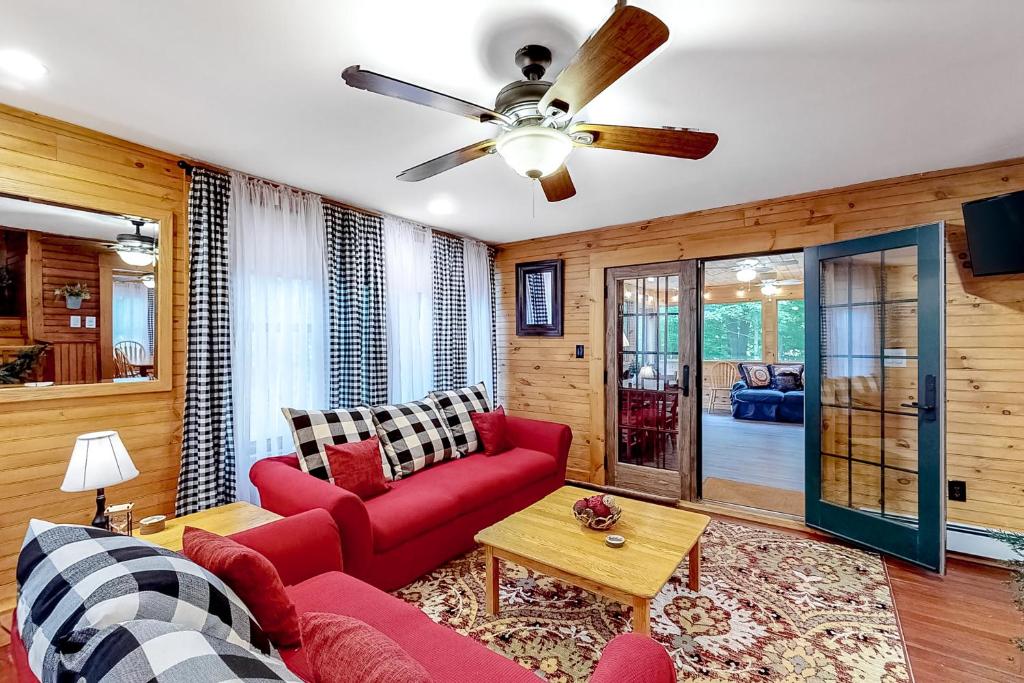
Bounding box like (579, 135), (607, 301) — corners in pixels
(92, 487), (108, 530)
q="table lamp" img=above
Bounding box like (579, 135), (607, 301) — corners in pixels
(61, 431), (139, 529)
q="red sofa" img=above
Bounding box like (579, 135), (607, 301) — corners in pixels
(251, 415), (572, 591)
(9, 510), (677, 682)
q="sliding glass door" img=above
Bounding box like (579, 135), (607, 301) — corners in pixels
(605, 261), (698, 499)
(804, 224), (944, 571)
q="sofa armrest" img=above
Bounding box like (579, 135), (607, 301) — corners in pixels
(229, 509), (343, 586)
(504, 415), (572, 475)
(249, 457), (374, 577)
(590, 634), (675, 683)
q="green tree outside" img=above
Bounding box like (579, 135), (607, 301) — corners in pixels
(703, 302), (762, 360)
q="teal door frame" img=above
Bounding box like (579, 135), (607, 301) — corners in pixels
(804, 223), (945, 571)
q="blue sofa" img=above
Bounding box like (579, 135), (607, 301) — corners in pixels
(730, 362), (805, 423)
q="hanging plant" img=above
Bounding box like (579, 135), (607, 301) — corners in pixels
(54, 282), (91, 310)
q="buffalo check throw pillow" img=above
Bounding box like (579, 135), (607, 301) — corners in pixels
(428, 381), (492, 454)
(282, 406), (394, 482)
(16, 521), (273, 681)
(371, 400), (457, 478)
(53, 620), (302, 683)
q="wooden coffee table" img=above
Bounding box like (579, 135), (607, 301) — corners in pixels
(474, 486), (710, 635)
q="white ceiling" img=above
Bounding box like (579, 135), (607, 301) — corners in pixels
(0, 196), (144, 242)
(1, 1), (1022, 244)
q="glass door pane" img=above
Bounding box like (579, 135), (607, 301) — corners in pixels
(818, 246), (919, 525)
(617, 274), (680, 472)
(805, 225), (944, 571)
(606, 261), (698, 500)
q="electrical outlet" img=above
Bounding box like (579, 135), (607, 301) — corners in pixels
(575, 345), (585, 359)
(948, 480), (967, 502)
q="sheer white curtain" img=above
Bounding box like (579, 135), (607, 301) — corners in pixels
(112, 280), (151, 352)
(384, 216), (433, 402)
(463, 238), (494, 404)
(229, 172), (328, 502)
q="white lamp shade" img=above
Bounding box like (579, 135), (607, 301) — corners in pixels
(496, 126), (573, 179)
(61, 431), (139, 492)
(117, 250), (155, 267)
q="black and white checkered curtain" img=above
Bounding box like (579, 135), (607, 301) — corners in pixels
(431, 233), (467, 391)
(146, 288), (155, 354)
(526, 271), (549, 325)
(488, 246), (498, 401)
(324, 203), (388, 408)
(176, 168), (236, 516)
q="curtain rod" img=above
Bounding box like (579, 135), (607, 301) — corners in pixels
(176, 159), (479, 244)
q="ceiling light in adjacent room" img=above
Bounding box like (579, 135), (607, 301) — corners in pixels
(495, 126), (572, 179)
(141, 274), (155, 289)
(112, 218), (157, 267)
(427, 195), (456, 216)
(761, 283), (779, 296)
(736, 289), (747, 298)
(702, 292), (711, 300)
(736, 267), (757, 282)
(0, 49), (48, 80)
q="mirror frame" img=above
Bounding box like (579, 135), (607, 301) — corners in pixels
(515, 258), (563, 337)
(0, 192), (173, 403)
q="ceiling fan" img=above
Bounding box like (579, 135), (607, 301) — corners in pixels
(341, 3), (719, 202)
(729, 258), (802, 284)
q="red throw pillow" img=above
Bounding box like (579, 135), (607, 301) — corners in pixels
(324, 437), (391, 500)
(182, 526), (301, 648)
(470, 405), (515, 456)
(300, 612), (433, 683)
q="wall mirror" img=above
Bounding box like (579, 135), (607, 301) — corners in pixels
(0, 194), (172, 401)
(516, 259), (563, 337)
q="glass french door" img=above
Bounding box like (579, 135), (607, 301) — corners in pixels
(804, 224), (944, 571)
(605, 261), (698, 499)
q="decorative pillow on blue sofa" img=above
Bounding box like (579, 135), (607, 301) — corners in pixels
(738, 363), (772, 389)
(770, 363), (805, 392)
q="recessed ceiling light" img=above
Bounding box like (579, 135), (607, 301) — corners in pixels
(0, 49), (48, 80)
(427, 195), (456, 216)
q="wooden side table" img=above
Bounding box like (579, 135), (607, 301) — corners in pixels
(132, 501), (281, 551)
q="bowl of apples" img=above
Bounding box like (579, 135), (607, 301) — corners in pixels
(572, 494), (623, 531)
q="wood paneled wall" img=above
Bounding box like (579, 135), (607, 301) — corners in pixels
(494, 156), (1024, 533)
(0, 103), (186, 624)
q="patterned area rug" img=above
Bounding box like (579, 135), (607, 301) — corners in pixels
(394, 520), (911, 682)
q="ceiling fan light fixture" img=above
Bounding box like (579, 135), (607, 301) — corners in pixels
(495, 126), (573, 180)
(760, 283), (779, 296)
(736, 267), (757, 282)
(117, 250), (156, 267)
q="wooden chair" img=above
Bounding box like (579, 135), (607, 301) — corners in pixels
(114, 340), (147, 364)
(706, 361), (738, 413)
(113, 347), (140, 378)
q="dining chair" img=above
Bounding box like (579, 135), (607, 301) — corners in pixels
(706, 361), (738, 413)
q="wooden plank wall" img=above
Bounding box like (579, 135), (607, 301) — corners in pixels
(494, 156), (1024, 532)
(0, 103), (186, 626)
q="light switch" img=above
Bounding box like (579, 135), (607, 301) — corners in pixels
(85, 316), (96, 329)
(69, 315), (81, 328)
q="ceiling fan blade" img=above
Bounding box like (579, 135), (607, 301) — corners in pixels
(397, 139), (496, 182)
(343, 66), (511, 125)
(570, 123), (719, 159)
(540, 165), (576, 202)
(538, 6), (669, 118)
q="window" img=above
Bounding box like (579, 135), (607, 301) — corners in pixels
(703, 301), (762, 360)
(777, 299), (805, 362)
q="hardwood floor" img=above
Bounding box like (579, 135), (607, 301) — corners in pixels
(2, 527), (1019, 682)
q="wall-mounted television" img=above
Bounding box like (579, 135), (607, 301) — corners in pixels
(963, 189), (1024, 276)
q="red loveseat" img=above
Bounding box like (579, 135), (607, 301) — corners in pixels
(9, 510), (677, 682)
(251, 415), (572, 591)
